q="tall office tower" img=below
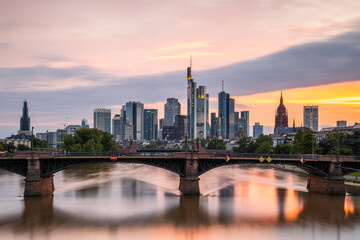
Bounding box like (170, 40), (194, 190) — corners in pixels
(164, 98), (181, 127)
(304, 106), (319, 131)
(234, 112), (239, 137)
(20, 100), (30, 132)
(120, 101), (144, 141)
(337, 120), (347, 127)
(112, 114), (121, 138)
(81, 118), (89, 128)
(163, 126), (175, 140)
(175, 115), (187, 140)
(196, 86), (208, 139)
(253, 122), (263, 138)
(206, 93), (210, 138)
(144, 109), (158, 140)
(159, 118), (164, 140)
(94, 108), (111, 133)
(274, 92), (288, 133)
(210, 113), (217, 139)
(218, 87), (235, 139)
(228, 98), (235, 139)
(187, 58), (197, 140)
(240, 111), (249, 137)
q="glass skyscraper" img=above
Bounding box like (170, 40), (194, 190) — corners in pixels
(218, 90), (235, 139)
(164, 98), (181, 127)
(120, 101), (144, 141)
(187, 61), (197, 140)
(112, 114), (121, 138)
(196, 86), (209, 139)
(240, 111), (249, 137)
(253, 122), (263, 138)
(94, 108), (111, 133)
(144, 109), (158, 140)
(304, 106), (318, 131)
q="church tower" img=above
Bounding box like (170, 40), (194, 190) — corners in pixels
(274, 91), (288, 133)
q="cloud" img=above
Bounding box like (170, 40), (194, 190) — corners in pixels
(0, 42), (10, 50)
(155, 41), (211, 52)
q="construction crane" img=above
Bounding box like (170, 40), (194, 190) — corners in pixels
(64, 116), (68, 129)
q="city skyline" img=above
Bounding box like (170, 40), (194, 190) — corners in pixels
(1, 1), (360, 137)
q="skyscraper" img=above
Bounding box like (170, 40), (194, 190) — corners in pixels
(274, 92), (288, 133)
(94, 108), (111, 133)
(187, 58), (197, 140)
(304, 106), (318, 131)
(164, 98), (181, 127)
(175, 115), (187, 140)
(253, 122), (263, 138)
(144, 109), (158, 140)
(81, 118), (89, 128)
(218, 87), (235, 139)
(240, 111), (249, 137)
(113, 114), (121, 138)
(196, 86), (209, 139)
(20, 100), (30, 132)
(119, 101), (144, 141)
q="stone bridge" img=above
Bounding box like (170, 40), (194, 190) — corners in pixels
(0, 150), (359, 196)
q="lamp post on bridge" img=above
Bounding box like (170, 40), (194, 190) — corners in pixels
(31, 126), (35, 166)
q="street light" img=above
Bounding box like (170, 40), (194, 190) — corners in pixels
(31, 126), (34, 166)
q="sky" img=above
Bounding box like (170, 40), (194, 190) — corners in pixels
(0, 0), (360, 137)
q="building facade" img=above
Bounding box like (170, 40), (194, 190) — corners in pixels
(164, 98), (181, 127)
(240, 111), (249, 137)
(337, 120), (347, 127)
(304, 106), (319, 131)
(119, 101), (144, 141)
(218, 90), (235, 139)
(20, 100), (30, 132)
(112, 114), (121, 139)
(196, 86), (209, 139)
(144, 109), (158, 140)
(187, 61), (197, 140)
(94, 108), (111, 133)
(65, 125), (81, 136)
(175, 115), (187, 140)
(253, 122), (263, 138)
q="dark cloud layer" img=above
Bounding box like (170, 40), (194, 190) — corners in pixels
(1, 30), (360, 136)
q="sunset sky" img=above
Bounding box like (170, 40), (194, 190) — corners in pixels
(1, 0), (360, 137)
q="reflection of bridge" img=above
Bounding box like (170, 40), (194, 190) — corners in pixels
(0, 191), (359, 232)
(1, 150), (360, 196)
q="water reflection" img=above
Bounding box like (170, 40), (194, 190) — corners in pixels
(1, 166), (360, 240)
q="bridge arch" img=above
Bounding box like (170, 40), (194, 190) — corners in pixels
(197, 159), (329, 177)
(40, 157), (186, 177)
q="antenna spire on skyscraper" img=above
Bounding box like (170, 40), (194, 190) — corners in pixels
(222, 80), (224, 92)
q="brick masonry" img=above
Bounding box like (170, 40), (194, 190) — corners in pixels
(24, 175), (54, 196)
(307, 175), (345, 194)
(179, 177), (200, 195)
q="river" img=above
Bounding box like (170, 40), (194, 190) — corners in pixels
(1, 163), (360, 240)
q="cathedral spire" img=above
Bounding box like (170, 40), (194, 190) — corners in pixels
(280, 90), (283, 105)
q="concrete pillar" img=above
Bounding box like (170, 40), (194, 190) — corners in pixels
(24, 158), (54, 196)
(179, 158), (200, 195)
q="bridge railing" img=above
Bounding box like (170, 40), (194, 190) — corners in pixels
(203, 152), (319, 160)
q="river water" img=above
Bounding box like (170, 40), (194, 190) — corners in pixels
(1, 163), (360, 240)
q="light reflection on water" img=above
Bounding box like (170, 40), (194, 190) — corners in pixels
(0, 164), (360, 240)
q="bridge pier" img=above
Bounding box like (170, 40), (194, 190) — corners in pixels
(179, 157), (200, 195)
(24, 157), (54, 197)
(307, 162), (345, 194)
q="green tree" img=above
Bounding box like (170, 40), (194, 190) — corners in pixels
(0, 142), (5, 151)
(255, 142), (273, 154)
(328, 148), (354, 156)
(194, 138), (207, 149)
(290, 129), (303, 154)
(300, 129), (320, 154)
(63, 128), (117, 152)
(206, 138), (226, 150)
(233, 136), (257, 153)
(144, 143), (158, 149)
(6, 142), (16, 153)
(345, 131), (360, 156)
(17, 144), (30, 151)
(274, 143), (291, 154)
